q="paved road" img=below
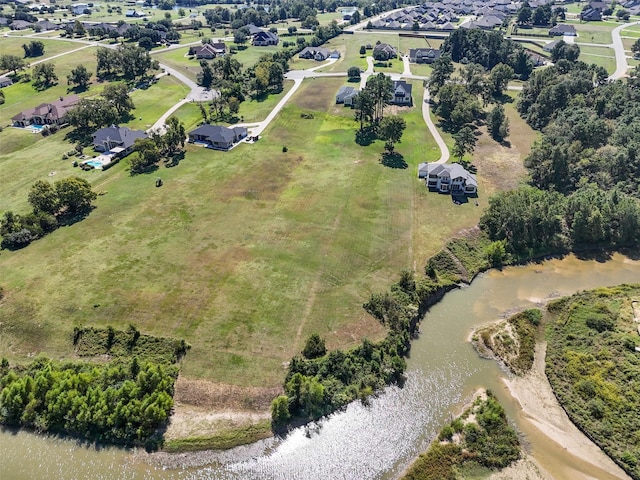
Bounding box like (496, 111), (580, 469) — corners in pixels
(422, 88), (449, 164)
(610, 20), (639, 80)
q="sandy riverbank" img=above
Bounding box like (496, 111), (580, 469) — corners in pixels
(502, 342), (631, 480)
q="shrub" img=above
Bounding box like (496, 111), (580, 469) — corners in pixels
(302, 333), (326, 359)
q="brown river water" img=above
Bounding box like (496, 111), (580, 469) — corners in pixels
(1, 253), (638, 479)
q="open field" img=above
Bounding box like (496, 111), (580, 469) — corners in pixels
(578, 45), (617, 73)
(0, 37), (82, 59)
(126, 75), (190, 130)
(0, 53), (534, 397)
(570, 21), (615, 44)
(154, 46), (199, 82)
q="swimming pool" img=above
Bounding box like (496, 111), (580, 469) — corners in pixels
(30, 124), (45, 132)
(85, 160), (104, 169)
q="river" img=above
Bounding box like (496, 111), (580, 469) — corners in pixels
(1, 252), (638, 479)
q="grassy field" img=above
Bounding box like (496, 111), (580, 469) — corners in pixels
(570, 21), (615, 44)
(0, 37), (82, 59)
(0, 58), (534, 394)
(125, 75), (190, 130)
(154, 46), (200, 82)
(578, 45), (617, 73)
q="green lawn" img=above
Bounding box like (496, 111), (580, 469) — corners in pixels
(0, 37), (82, 60)
(229, 44), (286, 68)
(126, 75), (190, 130)
(569, 21), (615, 44)
(154, 46), (199, 82)
(578, 45), (616, 73)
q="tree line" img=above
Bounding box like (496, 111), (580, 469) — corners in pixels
(1, 177), (97, 250)
(0, 357), (177, 448)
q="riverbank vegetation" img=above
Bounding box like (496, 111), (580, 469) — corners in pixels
(545, 284), (640, 479)
(0, 326), (189, 447)
(472, 309), (541, 375)
(402, 390), (520, 480)
(0, 356), (177, 448)
(272, 271), (455, 426)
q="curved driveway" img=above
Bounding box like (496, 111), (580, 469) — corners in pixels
(609, 20), (639, 80)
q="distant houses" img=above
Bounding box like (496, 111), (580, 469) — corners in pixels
(125, 9), (144, 17)
(188, 124), (247, 150)
(335, 86), (358, 106)
(299, 47), (340, 61)
(189, 43), (226, 59)
(72, 3), (89, 15)
(12, 96), (79, 127)
(418, 162), (478, 195)
(409, 48), (442, 64)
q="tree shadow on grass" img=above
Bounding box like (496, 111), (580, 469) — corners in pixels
(381, 152), (408, 169)
(58, 206), (95, 227)
(129, 163), (159, 176)
(355, 127), (376, 146)
(165, 151), (184, 168)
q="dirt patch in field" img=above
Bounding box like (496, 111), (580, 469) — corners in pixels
(174, 376), (282, 411)
(473, 127), (528, 197)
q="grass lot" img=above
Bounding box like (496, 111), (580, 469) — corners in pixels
(154, 46), (199, 82)
(0, 47), (100, 126)
(236, 81), (294, 124)
(126, 75), (190, 130)
(171, 102), (203, 132)
(230, 44), (286, 68)
(569, 21), (615, 44)
(0, 37), (82, 60)
(578, 45), (616, 73)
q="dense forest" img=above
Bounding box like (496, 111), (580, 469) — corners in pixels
(545, 285), (640, 479)
(0, 326), (187, 447)
(0, 357), (177, 447)
(479, 58), (640, 256)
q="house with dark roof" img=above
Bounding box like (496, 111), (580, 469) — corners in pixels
(36, 20), (59, 31)
(92, 125), (147, 154)
(418, 162), (478, 195)
(252, 30), (279, 46)
(12, 95), (79, 127)
(580, 7), (602, 21)
(373, 43), (398, 60)
(10, 20), (33, 30)
(189, 43), (226, 59)
(0, 78), (13, 88)
(390, 80), (412, 106)
(126, 9), (143, 17)
(299, 47), (340, 61)
(188, 124), (247, 150)
(335, 86), (358, 106)
(409, 48), (442, 64)
(549, 23), (577, 36)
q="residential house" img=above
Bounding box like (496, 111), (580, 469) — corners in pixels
(36, 20), (59, 31)
(10, 20), (33, 30)
(373, 43), (398, 60)
(543, 39), (562, 52)
(298, 47), (340, 61)
(409, 48), (442, 64)
(390, 80), (412, 106)
(549, 23), (577, 36)
(12, 95), (79, 127)
(580, 7), (602, 21)
(125, 9), (143, 17)
(252, 30), (279, 46)
(335, 86), (358, 106)
(189, 43), (226, 59)
(72, 3), (89, 14)
(188, 124), (248, 150)
(0, 78), (13, 88)
(91, 125), (147, 154)
(418, 162), (478, 195)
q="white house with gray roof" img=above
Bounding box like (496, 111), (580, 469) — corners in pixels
(418, 162), (478, 195)
(92, 126), (147, 154)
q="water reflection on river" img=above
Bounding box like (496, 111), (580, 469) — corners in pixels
(1, 253), (638, 480)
